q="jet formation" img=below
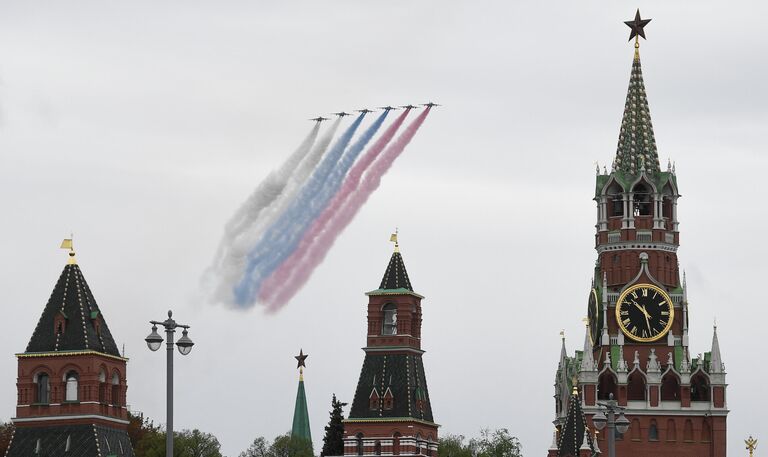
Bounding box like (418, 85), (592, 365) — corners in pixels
(310, 103), (438, 121)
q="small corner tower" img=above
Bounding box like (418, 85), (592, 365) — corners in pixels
(291, 349), (313, 448)
(343, 234), (438, 457)
(5, 240), (134, 457)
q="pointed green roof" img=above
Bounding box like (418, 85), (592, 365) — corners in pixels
(291, 372), (312, 446)
(612, 49), (661, 176)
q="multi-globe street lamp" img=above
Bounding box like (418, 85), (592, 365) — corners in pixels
(590, 393), (630, 457)
(145, 310), (194, 457)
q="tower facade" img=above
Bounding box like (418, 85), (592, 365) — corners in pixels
(550, 14), (727, 457)
(5, 248), (134, 457)
(343, 243), (438, 457)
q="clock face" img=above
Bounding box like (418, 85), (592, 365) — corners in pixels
(615, 283), (674, 342)
(587, 288), (600, 347)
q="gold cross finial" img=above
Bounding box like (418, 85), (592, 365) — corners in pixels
(60, 234), (76, 265)
(746, 436), (758, 457)
(389, 228), (399, 253)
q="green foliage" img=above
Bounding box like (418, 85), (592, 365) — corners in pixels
(320, 394), (346, 457)
(240, 433), (313, 457)
(439, 429), (522, 457)
(0, 421), (15, 457)
(129, 413), (223, 457)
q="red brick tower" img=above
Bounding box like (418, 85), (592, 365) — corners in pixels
(4, 243), (134, 457)
(343, 237), (438, 457)
(550, 11), (727, 457)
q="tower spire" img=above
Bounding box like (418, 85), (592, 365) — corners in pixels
(291, 350), (312, 446)
(613, 10), (660, 176)
(710, 323), (724, 374)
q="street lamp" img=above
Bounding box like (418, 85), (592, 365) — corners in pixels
(145, 310), (194, 457)
(591, 393), (630, 457)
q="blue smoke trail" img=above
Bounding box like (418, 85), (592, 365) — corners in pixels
(234, 111), (388, 306)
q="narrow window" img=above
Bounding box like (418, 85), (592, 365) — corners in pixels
(661, 372), (680, 401)
(374, 441), (382, 456)
(690, 373), (710, 401)
(356, 434), (364, 456)
(684, 420), (694, 442)
(701, 420), (712, 443)
(631, 419), (641, 441)
(99, 370), (107, 403)
(632, 183), (652, 216)
(393, 433), (401, 456)
(65, 372), (79, 402)
(598, 372), (618, 400)
(382, 304), (397, 335)
(649, 420), (659, 441)
(627, 372), (646, 401)
(36, 373), (50, 404)
(666, 419), (677, 442)
(111, 372), (121, 406)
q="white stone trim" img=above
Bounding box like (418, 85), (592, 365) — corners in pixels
(12, 414), (130, 425)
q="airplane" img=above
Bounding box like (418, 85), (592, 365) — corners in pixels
(422, 102), (441, 107)
(332, 111), (352, 117)
(401, 104), (419, 109)
(378, 106), (399, 111)
(357, 109), (375, 114)
(309, 116), (330, 122)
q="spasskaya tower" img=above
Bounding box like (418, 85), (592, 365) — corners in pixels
(549, 11), (727, 457)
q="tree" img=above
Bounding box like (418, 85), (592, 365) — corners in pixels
(320, 394), (347, 457)
(437, 434), (473, 457)
(239, 437), (270, 457)
(128, 412), (223, 457)
(470, 429), (522, 457)
(0, 421), (15, 457)
(269, 433), (313, 457)
(176, 429), (224, 457)
(439, 429), (522, 457)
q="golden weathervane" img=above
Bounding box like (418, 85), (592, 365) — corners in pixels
(746, 436), (758, 457)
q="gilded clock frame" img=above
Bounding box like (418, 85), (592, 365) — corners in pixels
(615, 283), (675, 343)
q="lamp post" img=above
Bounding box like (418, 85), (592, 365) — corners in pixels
(145, 310), (194, 457)
(591, 393), (630, 457)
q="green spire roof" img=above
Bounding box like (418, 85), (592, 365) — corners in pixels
(612, 49), (661, 175)
(291, 371), (312, 446)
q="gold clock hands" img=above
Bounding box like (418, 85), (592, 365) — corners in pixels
(642, 305), (652, 333)
(631, 300), (650, 318)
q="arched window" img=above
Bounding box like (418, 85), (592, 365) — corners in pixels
(98, 370), (107, 403)
(630, 419), (641, 441)
(683, 419), (694, 442)
(374, 441), (381, 456)
(111, 372), (121, 406)
(416, 434), (423, 455)
(36, 373), (50, 404)
(632, 183), (652, 216)
(393, 433), (401, 456)
(607, 183), (624, 217)
(649, 420), (659, 441)
(690, 373), (710, 402)
(701, 420), (712, 443)
(64, 371), (79, 402)
(598, 372), (618, 400)
(382, 304), (397, 335)
(662, 185), (674, 220)
(356, 434), (364, 456)
(627, 372), (646, 401)
(661, 372), (680, 401)
(666, 419), (677, 442)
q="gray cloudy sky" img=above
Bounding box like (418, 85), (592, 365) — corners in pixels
(1, 1), (766, 456)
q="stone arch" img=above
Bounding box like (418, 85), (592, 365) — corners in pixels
(701, 420), (712, 443)
(690, 371), (710, 402)
(627, 370), (647, 401)
(661, 370), (681, 401)
(598, 370), (618, 400)
(631, 418), (641, 441)
(666, 419), (676, 442)
(683, 419), (694, 442)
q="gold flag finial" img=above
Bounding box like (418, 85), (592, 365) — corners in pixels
(389, 228), (399, 253)
(60, 235), (76, 265)
(746, 436), (758, 457)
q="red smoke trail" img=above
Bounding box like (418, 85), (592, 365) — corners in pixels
(261, 107), (431, 310)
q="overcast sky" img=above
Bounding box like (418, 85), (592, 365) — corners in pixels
(1, 1), (766, 456)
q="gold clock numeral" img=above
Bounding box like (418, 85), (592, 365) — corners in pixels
(642, 329), (648, 338)
(659, 320), (668, 327)
(620, 310), (629, 316)
(661, 311), (669, 316)
(653, 328), (660, 335)
(642, 288), (648, 297)
(622, 318), (631, 326)
(631, 326), (638, 335)
(631, 291), (638, 299)
(658, 300), (667, 307)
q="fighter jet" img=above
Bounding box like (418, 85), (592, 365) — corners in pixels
(357, 109), (375, 114)
(309, 116), (330, 122)
(401, 104), (419, 109)
(378, 106), (399, 111)
(332, 111), (352, 117)
(422, 102), (441, 107)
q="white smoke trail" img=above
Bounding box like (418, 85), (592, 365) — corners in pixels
(208, 118), (342, 305)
